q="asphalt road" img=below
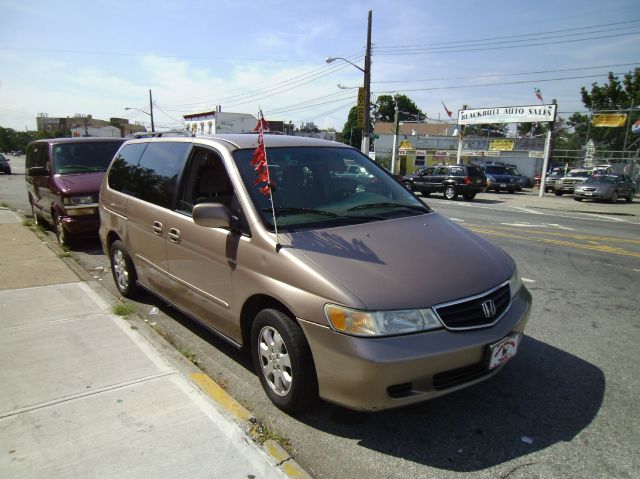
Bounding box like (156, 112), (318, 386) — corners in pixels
(1, 155), (639, 478)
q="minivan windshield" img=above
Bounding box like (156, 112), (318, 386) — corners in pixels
(233, 146), (431, 231)
(53, 142), (122, 175)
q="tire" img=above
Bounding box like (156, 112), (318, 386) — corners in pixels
(443, 185), (458, 200)
(610, 191), (618, 203)
(508, 189), (515, 194)
(403, 182), (413, 192)
(462, 193), (476, 201)
(555, 191), (563, 196)
(251, 309), (318, 413)
(574, 197), (582, 202)
(53, 213), (70, 247)
(626, 192), (634, 202)
(110, 240), (139, 298)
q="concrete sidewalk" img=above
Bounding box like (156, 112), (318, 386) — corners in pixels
(0, 209), (309, 479)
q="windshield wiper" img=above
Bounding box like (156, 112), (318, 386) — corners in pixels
(347, 202), (430, 213)
(263, 206), (340, 218)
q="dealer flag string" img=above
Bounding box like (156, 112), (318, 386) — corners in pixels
(251, 109), (281, 251)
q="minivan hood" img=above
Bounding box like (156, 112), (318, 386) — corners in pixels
(283, 213), (513, 311)
(54, 172), (105, 195)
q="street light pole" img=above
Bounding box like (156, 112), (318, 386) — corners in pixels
(362, 10), (372, 156)
(326, 10), (372, 156)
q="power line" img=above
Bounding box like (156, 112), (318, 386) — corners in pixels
(160, 51), (365, 109)
(372, 63), (639, 84)
(377, 72), (629, 94)
(375, 19), (640, 50)
(374, 31), (640, 56)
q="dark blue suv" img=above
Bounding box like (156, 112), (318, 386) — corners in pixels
(480, 163), (518, 193)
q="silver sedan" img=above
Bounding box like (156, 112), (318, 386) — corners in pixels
(574, 175), (636, 203)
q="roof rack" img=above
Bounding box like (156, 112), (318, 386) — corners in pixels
(126, 129), (195, 139)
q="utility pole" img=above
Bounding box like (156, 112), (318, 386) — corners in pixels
(391, 105), (399, 174)
(149, 89), (156, 133)
(362, 10), (372, 156)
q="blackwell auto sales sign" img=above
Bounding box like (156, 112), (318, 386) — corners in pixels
(458, 104), (557, 125)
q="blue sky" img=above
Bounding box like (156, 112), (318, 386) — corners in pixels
(0, 0), (638, 132)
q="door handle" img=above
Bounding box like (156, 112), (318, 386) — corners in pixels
(152, 221), (163, 235)
(168, 228), (181, 243)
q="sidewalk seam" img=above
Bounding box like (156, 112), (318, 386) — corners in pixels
(0, 371), (176, 419)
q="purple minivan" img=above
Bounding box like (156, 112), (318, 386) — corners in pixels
(26, 137), (125, 246)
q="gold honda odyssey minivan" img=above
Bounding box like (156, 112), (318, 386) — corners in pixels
(99, 134), (531, 413)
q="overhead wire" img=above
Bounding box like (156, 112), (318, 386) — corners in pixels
(375, 19), (640, 50)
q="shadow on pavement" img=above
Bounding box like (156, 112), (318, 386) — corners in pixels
(296, 336), (604, 472)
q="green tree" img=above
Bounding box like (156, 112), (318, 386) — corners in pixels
(341, 106), (362, 148)
(373, 94), (424, 122)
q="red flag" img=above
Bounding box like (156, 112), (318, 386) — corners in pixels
(441, 101), (453, 118)
(534, 88), (544, 103)
(252, 110), (272, 196)
(254, 116), (270, 132)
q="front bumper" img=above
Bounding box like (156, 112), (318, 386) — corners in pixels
(299, 286), (532, 411)
(574, 189), (612, 200)
(58, 208), (101, 237)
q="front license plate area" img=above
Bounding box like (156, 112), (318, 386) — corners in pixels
(488, 333), (520, 370)
(585, 192), (593, 196)
(499, 183), (507, 188)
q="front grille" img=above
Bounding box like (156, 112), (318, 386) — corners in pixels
(434, 283), (510, 330)
(433, 362), (489, 390)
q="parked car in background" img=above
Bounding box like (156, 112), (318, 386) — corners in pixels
(542, 166), (567, 193)
(100, 134), (530, 413)
(574, 175), (635, 203)
(0, 154), (11, 175)
(505, 165), (533, 191)
(402, 164), (487, 200)
(26, 137), (125, 246)
(480, 163), (518, 193)
(554, 168), (592, 196)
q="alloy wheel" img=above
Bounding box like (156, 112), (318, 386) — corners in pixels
(257, 325), (293, 397)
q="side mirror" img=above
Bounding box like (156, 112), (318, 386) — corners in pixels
(28, 166), (48, 176)
(193, 203), (231, 229)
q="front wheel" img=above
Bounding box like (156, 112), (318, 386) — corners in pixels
(555, 191), (563, 196)
(53, 213), (70, 247)
(610, 191), (618, 203)
(574, 197), (582, 202)
(110, 240), (138, 298)
(462, 193), (476, 201)
(251, 309), (318, 413)
(403, 182), (414, 192)
(443, 185), (458, 200)
(626, 192), (634, 202)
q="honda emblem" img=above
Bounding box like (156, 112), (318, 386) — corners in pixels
(481, 300), (497, 318)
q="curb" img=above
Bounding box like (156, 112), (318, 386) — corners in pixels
(15, 214), (314, 479)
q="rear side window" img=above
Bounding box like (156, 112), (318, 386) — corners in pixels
(135, 142), (190, 208)
(108, 142), (190, 208)
(449, 166), (464, 176)
(108, 143), (147, 194)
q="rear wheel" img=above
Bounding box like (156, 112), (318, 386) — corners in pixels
(626, 192), (634, 202)
(110, 240), (138, 298)
(251, 309), (318, 413)
(443, 185), (458, 200)
(555, 191), (563, 196)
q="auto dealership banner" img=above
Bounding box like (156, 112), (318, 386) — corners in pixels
(458, 104), (557, 125)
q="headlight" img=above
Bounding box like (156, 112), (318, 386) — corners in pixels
(325, 304), (442, 337)
(509, 266), (522, 299)
(63, 196), (96, 205)
(486, 175), (495, 184)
